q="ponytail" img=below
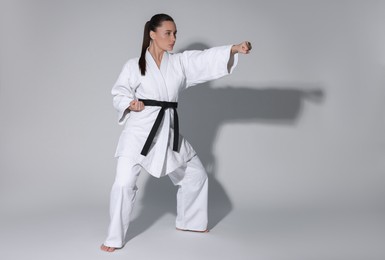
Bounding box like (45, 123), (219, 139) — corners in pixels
(139, 21), (150, 76)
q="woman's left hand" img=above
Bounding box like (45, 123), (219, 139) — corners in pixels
(231, 41), (252, 54)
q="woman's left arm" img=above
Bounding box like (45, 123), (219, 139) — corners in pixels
(181, 41), (252, 89)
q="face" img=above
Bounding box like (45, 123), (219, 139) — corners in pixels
(150, 21), (177, 51)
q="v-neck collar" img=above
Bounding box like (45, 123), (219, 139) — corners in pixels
(146, 49), (169, 76)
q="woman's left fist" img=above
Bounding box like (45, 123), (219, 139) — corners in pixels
(232, 41), (252, 54)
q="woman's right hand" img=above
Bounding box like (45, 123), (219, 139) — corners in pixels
(129, 100), (145, 112)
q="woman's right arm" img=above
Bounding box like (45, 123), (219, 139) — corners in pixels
(111, 61), (136, 125)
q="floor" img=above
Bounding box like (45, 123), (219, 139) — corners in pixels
(1, 204), (384, 260)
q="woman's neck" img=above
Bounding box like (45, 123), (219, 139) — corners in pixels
(148, 44), (165, 68)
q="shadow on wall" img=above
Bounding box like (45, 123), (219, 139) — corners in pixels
(125, 43), (324, 243)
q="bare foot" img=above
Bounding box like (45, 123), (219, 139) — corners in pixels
(176, 227), (209, 233)
(100, 244), (119, 252)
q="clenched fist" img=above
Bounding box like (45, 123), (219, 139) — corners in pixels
(231, 41), (252, 54)
(129, 99), (145, 112)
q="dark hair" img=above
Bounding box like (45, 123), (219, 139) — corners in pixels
(139, 13), (174, 76)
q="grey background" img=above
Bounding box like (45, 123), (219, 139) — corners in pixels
(1, 0), (384, 259)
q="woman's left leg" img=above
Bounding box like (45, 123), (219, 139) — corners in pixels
(168, 155), (208, 231)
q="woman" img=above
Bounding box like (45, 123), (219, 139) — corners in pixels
(101, 13), (251, 252)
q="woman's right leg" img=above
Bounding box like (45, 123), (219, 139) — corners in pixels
(102, 156), (142, 250)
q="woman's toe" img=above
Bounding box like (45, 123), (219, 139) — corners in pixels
(101, 244), (116, 252)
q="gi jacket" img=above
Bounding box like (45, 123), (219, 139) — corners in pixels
(112, 45), (238, 178)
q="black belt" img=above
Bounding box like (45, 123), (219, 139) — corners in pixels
(138, 99), (179, 156)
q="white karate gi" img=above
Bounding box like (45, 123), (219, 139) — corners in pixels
(104, 45), (238, 247)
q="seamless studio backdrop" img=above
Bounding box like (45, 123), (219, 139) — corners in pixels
(1, 1), (385, 260)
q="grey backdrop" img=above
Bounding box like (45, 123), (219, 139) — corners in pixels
(1, 0), (384, 259)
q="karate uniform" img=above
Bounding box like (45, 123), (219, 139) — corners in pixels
(104, 45), (238, 247)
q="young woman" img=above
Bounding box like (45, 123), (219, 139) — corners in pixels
(101, 13), (251, 252)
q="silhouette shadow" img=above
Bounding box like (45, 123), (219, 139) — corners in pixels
(124, 43), (324, 243)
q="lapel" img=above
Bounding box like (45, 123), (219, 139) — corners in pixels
(146, 50), (169, 100)
(160, 50), (169, 76)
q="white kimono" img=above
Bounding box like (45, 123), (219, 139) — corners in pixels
(112, 45), (238, 178)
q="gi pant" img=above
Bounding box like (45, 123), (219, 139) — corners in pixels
(103, 155), (208, 248)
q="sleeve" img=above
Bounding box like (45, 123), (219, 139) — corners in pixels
(111, 61), (136, 125)
(180, 45), (239, 88)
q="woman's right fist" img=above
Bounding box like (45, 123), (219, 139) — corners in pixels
(129, 100), (145, 112)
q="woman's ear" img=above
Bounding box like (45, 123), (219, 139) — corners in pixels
(150, 30), (155, 40)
